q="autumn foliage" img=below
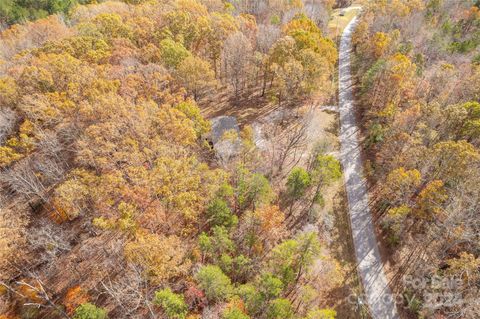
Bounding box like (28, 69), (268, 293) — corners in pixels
(354, 1), (480, 317)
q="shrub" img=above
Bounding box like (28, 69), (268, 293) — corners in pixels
(73, 303), (108, 319)
(195, 265), (232, 302)
(153, 288), (188, 319)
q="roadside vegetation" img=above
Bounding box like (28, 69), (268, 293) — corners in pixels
(353, 1), (480, 318)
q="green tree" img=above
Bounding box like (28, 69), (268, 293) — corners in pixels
(308, 154), (341, 209)
(305, 308), (337, 319)
(196, 265), (233, 302)
(198, 226), (235, 262)
(236, 169), (273, 211)
(159, 38), (191, 68)
(235, 272), (284, 316)
(286, 167), (311, 200)
(218, 253), (252, 282)
(310, 154), (342, 187)
(222, 306), (251, 319)
(153, 288), (188, 319)
(0, 0), (76, 25)
(268, 239), (298, 285)
(206, 198), (238, 229)
(73, 303), (108, 319)
(268, 232), (321, 286)
(285, 167), (311, 215)
(258, 272), (284, 301)
(266, 298), (293, 319)
(236, 284), (263, 315)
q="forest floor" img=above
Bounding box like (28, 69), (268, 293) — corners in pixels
(200, 85), (275, 126)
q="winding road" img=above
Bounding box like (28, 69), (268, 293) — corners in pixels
(338, 16), (400, 319)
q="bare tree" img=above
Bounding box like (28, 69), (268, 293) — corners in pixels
(0, 158), (49, 202)
(0, 200), (28, 281)
(0, 131), (67, 203)
(221, 32), (253, 97)
(303, 0), (330, 32)
(101, 264), (156, 319)
(28, 219), (71, 266)
(229, 0), (268, 16)
(0, 108), (16, 143)
(1, 273), (70, 319)
(268, 109), (310, 178)
(333, 0), (352, 8)
(256, 24), (281, 54)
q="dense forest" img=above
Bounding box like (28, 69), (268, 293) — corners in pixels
(2, 0), (480, 318)
(353, 0), (480, 318)
(0, 0), (351, 319)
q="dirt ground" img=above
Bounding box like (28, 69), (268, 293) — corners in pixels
(200, 85), (277, 126)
